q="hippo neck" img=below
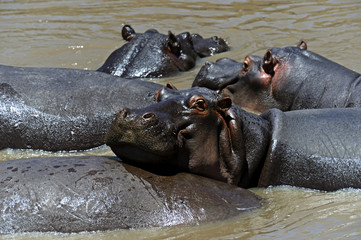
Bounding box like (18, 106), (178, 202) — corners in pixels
(235, 108), (271, 188)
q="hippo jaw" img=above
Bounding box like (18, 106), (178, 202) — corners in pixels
(106, 88), (246, 184)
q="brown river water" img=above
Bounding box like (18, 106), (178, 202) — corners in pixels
(1, 0), (361, 239)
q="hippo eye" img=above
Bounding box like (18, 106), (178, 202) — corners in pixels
(190, 98), (207, 112)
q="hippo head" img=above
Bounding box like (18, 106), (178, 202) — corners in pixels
(97, 25), (197, 78)
(98, 25), (229, 78)
(106, 86), (245, 184)
(192, 42), (312, 112)
(193, 58), (243, 90)
(191, 34), (230, 58)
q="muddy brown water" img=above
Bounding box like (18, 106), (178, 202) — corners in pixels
(1, 0), (361, 239)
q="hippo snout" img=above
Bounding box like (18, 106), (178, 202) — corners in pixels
(106, 106), (178, 166)
(116, 109), (158, 126)
(106, 107), (171, 151)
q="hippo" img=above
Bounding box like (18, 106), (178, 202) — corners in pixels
(190, 33), (230, 58)
(106, 86), (361, 191)
(97, 25), (229, 78)
(0, 156), (260, 233)
(193, 57), (243, 90)
(0, 64), (162, 151)
(192, 41), (361, 113)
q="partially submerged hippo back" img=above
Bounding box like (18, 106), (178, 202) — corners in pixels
(106, 87), (361, 191)
(258, 108), (361, 190)
(97, 25), (229, 78)
(0, 156), (260, 233)
(0, 64), (162, 151)
(193, 42), (361, 112)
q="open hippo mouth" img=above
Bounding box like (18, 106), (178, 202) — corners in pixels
(106, 86), (246, 184)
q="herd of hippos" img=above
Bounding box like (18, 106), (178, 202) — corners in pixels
(1, 25), (361, 233)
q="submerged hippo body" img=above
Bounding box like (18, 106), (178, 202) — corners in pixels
(193, 42), (361, 112)
(97, 25), (229, 78)
(106, 87), (361, 191)
(0, 156), (260, 233)
(0, 64), (162, 151)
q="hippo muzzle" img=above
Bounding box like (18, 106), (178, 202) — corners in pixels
(106, 106), (179, 167)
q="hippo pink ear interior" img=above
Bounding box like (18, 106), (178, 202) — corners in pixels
(297, 40), (307, 50)
(217, 97), (232, 111)
(155, 84), (179, 102)
(122, 25), (136, 41)
(166, 82), (178, 90)
(262, 50), (277, 75)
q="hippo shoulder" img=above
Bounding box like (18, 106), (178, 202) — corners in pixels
(259, 108), (285, 140)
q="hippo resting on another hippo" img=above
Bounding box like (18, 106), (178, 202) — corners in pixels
(0, 64), (162, 151)
(97, 25), (229, 78)
(106, 86), (361, 191)
(0, 156), (260, 233)
(193, 41), (361, 112)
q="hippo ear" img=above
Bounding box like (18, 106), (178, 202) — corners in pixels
(155, 84), (179, 102)
(122, 25), (136, 41)
(297, 40), (307, 50)
(217, 97), (232, 111)
(262, 50), (277, 75)
(167, 31), (181, 57)
(166, 82), (178, 90)
(178, 32), (193, 45)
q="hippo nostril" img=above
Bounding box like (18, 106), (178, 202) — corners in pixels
(142, 112), (155, 120)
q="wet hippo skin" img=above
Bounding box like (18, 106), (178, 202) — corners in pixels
(193, 57), (243, 90)
(0, 156), (260, 233)
(192, 42), (361, 113)
(97, 25), (229, 78)
(106, 86), (361, 191)
(0, 64), (162, 151)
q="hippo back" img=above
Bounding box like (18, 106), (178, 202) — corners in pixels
(0, 64), (161, 150)
(0, 156), (260, 233)
(259, 108), (361, 190)
(269, 47), (361, 110)
(0, 64), (161, 116)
